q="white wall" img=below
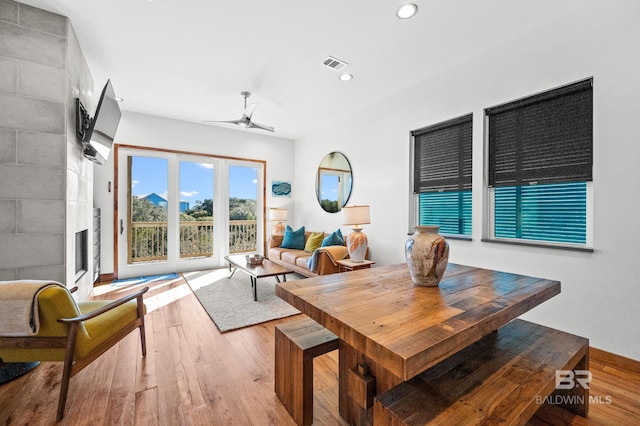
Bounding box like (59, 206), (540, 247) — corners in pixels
(294, 2), (640, 360)
(94, 111), (295, 275)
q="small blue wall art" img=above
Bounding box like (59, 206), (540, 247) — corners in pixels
(272, 180), (292, 198)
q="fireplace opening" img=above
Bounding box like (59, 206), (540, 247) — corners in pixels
(75, 230), (88, 281)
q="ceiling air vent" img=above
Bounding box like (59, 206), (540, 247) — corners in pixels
(322, 56), (348, 72)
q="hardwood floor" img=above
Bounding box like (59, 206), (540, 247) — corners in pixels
(0, 274), (638, 425)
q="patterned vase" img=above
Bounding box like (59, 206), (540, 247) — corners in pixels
(272, 222), (285, 236)
(405, 226), (449, 286)
(346, 228), (368, 263)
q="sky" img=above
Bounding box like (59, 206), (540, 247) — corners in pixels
(131, 156), (258, 207)
(321, 174), (339, 201)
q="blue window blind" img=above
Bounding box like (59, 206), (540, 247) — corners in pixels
(419, 191), (471, 236)
(494, 182), (586, 244)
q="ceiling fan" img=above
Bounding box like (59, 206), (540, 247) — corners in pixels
(204, 91), (274, 132)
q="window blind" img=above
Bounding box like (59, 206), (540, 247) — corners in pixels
(413, 114), (472, 193)
(487, 79), (593, 187)
(419, 191), (472, 235)
(494, 182), (586, 244)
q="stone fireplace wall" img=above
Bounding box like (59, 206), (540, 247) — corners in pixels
(0, 0), (95, 301)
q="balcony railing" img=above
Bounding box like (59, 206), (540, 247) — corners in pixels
(180, 221), (214, 258)
(130, 222), (168, 262)
(129, 220), (257, 263)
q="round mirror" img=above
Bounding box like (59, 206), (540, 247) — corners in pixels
(315, 152), (353, 213)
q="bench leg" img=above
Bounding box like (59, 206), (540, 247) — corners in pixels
(275, 327), (314, 426)
(554, 351), (590, 417)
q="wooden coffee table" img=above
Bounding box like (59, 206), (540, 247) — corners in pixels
(224, 254), (294, 301)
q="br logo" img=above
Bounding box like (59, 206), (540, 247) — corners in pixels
(555, 370), (592, 390)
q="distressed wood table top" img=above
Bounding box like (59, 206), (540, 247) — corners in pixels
(276, 263), (560, 381)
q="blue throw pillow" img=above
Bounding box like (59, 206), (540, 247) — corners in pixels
(321, 228), (344, 247)
(280, 225), (306, 249)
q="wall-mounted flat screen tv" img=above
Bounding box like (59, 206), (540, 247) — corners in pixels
(77, 79), (121, 165)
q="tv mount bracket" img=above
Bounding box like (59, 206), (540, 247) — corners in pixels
(75, 98), (93, 142)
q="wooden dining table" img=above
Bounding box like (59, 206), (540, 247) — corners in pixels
(275, 262), (561, 425)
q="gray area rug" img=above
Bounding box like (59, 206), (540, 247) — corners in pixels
(183, 268), (302, 332)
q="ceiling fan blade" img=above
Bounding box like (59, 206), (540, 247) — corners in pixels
(244, 102), (257, 120)
(247, 121), (275, 132)
(204, 92), (272, 132)
(203, 119), (244, 125)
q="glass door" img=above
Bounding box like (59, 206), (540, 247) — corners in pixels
(229, 165), (259, 254)
(179, 160), (214, 259)
(118, 151), (176, 278)
(117, 147), (264, 279)
(128, 155), (169, 264)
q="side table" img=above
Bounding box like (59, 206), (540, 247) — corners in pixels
(336, 259), (375, 272)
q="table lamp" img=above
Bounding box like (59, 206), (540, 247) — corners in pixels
(269, 208), (288, 235)
(342, 205), (370, 263)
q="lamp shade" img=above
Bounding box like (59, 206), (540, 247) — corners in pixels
(342, 205), (370, 227)
(269, 208), (288, 222)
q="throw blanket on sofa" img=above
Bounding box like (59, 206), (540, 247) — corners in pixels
(0, 280), (66, 336)
(307, 246), (349, 273)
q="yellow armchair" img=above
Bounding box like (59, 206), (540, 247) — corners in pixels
(0, 284), (148, 421)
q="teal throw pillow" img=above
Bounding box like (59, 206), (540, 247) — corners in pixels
(321, 228), (344, 247)
(280, 225), (306, 250)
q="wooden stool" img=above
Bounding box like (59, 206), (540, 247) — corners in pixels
(275, 316), (339, 426)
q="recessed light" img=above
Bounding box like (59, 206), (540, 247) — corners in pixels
(396, 3), (418, 19)
(339, 73), (353, 82)
(115, 96), (124, 102)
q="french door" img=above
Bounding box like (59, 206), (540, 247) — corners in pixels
(116, 147), (264, 279)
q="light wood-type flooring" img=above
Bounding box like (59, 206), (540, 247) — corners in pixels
(1, 274), (638, 425)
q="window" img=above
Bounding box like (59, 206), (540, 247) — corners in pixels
(486, 79), (593, 248)
(412, 114), (472, 237)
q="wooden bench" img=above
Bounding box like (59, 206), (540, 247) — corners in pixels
(373, 319), (589, 425)
(275, 316), (339, 426)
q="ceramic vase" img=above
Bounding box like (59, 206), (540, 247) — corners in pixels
(346, 228), (368, 263)
(272, 222), (285, 236)
(405, 225), (449, 286)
